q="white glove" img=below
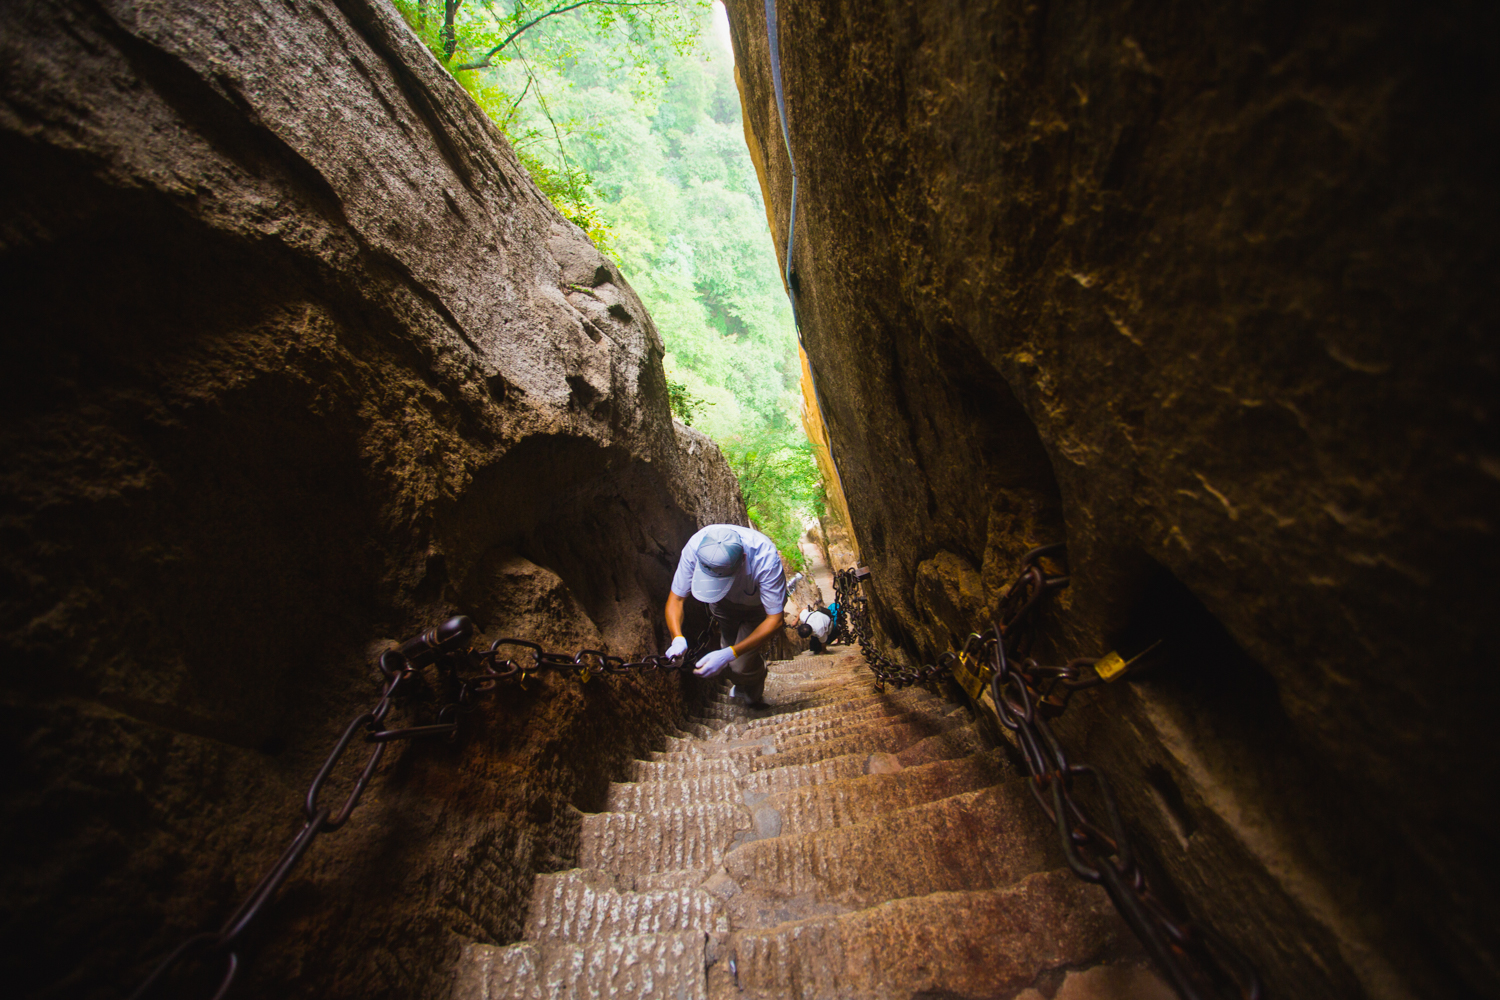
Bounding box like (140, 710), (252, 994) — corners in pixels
(694, 646), (737, 678)
(664, 635), (688, 659)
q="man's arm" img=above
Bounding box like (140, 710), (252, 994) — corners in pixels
(730, 611), (786, 658)
(665, 591), (686, 641)
(664, 534), (700, 656)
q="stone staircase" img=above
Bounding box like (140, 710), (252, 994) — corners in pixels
(453, 646), (1173, 1000)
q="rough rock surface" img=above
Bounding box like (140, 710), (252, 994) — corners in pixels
(727, 1), (1499, 998)
(453, 647), (1172, 1000)
(0, 2), (743, 998)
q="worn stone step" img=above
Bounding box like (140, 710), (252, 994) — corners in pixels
(761, 750), (1008, 837)
(743, 676), (882, 707)
(671, 721), (723, 741)
(737, 692), (942, 739)
(457, 640), (1129, 1000)
(769, 670), (874, 691)
(652, 709), (939, 768)
(526, 869), (727, 943)
(649, 739), (771, 765)
(646, 715), (927, 771)
(766, 671), (878, 694)
(454, 931), (706, 1000)
(747, 716), (969, 771)
(581, 802), (750, 878)
(718, 703), (895, 745)
(739, 753), (872, 795)
(722, 782), (1059, 909)
(605, 773), (742, 813)
(732, 690), (935, 734)
(738, 703), (904, 745)
(759, 653), (860, 675)
(894, 726), (988, 768)
(769, 709), (957, 755)
(690, 678), (878, 720)
(759, 666), (859, 685)
(689, 703), (762, 723)
(607, 748), (904, 813)
(630, 756), (738, 783)
(724, 870), (1147, 1000)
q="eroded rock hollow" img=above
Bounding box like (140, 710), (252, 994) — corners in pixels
(0, 1), (743, 997)
(727, 0), (1499, 998)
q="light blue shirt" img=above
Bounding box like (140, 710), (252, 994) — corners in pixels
(671, 524), (788, 616)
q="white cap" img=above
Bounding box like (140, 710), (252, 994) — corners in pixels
(691, 527), (745, 603)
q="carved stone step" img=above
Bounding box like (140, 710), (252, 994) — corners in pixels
(649, 740), (770, 765)
(605, 749), (893, 814)
(700, 680), (887, 722)
(671, 721), (724, 741)
(722, 870), (1138, 1000)
(734, 702), (904, 744)
(732, 691), (934, 733)
(685, 699), (909, 748)
(739, 753), (872, 796)
(455, 643), (1172, 1000)
(630, 756), (738, 783)
(770, 704), (966, 752)
(748, 716), (969, 771)
(605, 773), (743, 813)
(892, 726), (989, 768)
(525, 869), (727, 943)
(581, 802), (750, 878)
(722, 783), (1060, 910)
(761, 750), (1008, 836)
(454, 931), (706, 1000)
(652, 710), (942, 768)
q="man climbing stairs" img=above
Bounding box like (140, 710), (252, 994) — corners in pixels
(454, 646), (1173, 999)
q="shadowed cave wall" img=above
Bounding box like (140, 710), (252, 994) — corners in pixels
(727, 0), (1499, 997)
(0, 1), (743, 997)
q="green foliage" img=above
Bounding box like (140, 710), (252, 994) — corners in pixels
(667, 377), (712, 426)
(721, 426), (826, 571)
(393, 0), (703, 244)
(393, 0), (825, 565)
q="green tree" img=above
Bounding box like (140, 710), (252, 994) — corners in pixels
(393, 0), (825, 565)
(394, 0), (705, 239)
(721, 427), (826, 570)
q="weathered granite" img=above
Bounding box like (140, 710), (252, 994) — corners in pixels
(727, 0), (1500, 997)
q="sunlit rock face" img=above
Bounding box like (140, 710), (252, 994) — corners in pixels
(0, 1), (743, 997)
(727, 0), (1499, 997)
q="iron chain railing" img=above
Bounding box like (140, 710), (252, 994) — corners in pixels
(128, 618), (718, 1000)
(834, 546), (1263, 1000)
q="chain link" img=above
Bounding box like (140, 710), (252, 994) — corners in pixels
(128, 618), (718, 1000)
(837, 547), (1262, 1000)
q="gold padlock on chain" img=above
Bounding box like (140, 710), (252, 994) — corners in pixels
(952, 650), (994, 701)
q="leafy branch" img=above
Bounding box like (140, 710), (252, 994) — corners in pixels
(453, 0), (683, 71)
(667, 378), (713, 426)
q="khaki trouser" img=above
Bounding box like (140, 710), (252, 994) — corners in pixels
(709, 601), (770, 702)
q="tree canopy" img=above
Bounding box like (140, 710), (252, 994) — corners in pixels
(395, 0), (825, 565)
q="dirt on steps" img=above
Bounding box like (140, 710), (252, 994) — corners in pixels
(452, 645), (1170, 999)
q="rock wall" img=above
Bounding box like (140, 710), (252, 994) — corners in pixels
(0, 1), (744, 998)
(726, 1), (1499, 997)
